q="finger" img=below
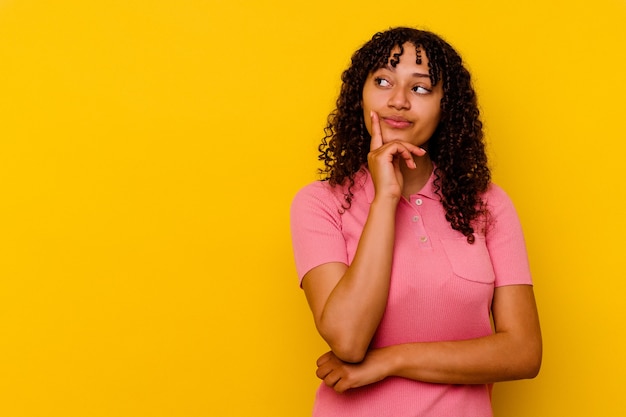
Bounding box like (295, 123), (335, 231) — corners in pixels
(399, 143), (430, 168)
(388, 141), (419, 169)
(369, 111), (383, 151)
(332, 370), (356, 393)
(333, 378), (349, 394)
(316, 351), (332, 367)
(414, 146), (427, 157)
(371, 140), (426, 163)
(316, 363), (332, 380)
(316, 357), (332, 375)
(320, 368), (342, 388)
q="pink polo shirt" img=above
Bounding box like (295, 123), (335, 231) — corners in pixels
(290, 167), (532, 417)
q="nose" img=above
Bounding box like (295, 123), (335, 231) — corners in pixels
(388, 87), (410, 110)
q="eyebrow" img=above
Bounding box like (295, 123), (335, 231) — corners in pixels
(382, 63), (430, 78)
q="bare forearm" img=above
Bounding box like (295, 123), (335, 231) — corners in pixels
(380, 286), (542, 384)
(318, 197), (398, 362)
(383, 332), (542, 385)
(316, 331), (542, 394)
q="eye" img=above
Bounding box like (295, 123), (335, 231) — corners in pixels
(412, 85), (432, 95)
(374, 77), (391, 87)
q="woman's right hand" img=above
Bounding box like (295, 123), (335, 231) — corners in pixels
(367, 111), (427, 201)
(300, 112), (422, 363)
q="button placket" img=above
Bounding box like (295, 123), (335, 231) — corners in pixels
(407, 198), (431, 248)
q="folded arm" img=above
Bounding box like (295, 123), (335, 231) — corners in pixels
(302, 197), (399, 363)
(316, 284), (542, 392)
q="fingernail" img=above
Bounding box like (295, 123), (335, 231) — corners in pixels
(419, 147), (427, 153)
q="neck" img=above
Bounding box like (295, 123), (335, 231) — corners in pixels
(400, 156), (433, 198)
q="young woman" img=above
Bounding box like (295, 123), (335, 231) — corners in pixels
(290, 27), (541, 416)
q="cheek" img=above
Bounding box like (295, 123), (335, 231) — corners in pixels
(426, 106), (442, 126)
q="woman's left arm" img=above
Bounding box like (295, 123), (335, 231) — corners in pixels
(316, 284), (542, 393)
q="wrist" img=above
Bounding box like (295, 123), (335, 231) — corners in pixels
(382, 344), (408, 378)
(371, 346), (400, 379)
(370, 195), (401, 210)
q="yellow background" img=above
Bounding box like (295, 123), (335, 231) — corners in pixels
(1, 0), (625, 416)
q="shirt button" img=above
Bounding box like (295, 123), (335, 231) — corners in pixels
(420, 236), (428, 242)
(415, 198), (423, 206)
(412, 215), (420, 222)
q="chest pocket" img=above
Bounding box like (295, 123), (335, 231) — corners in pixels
(440, 236), (495, 284)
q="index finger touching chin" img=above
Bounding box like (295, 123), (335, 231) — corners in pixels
(369, 111), (383, 150)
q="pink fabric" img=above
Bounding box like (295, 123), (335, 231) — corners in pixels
(290, 167), (532, 417)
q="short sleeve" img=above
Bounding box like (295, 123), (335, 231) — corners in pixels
(484, 184), (533, 287)
(290, 182), (349, 286)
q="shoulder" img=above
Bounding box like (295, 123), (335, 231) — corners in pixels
(291, 168), (372, 215)
(290, 180), (347, 232)
(483, 182), (517, 214)
(481, 182), (525, 237)
(291, 180), (342, 215)
(483, 182), (511, 202)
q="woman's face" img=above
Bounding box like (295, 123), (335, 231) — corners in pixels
(362, 42), (443, 147)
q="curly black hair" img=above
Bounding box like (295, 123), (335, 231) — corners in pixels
(318, 27), (491, 243)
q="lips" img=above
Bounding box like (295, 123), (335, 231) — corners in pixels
(382, 115), (412, 129)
